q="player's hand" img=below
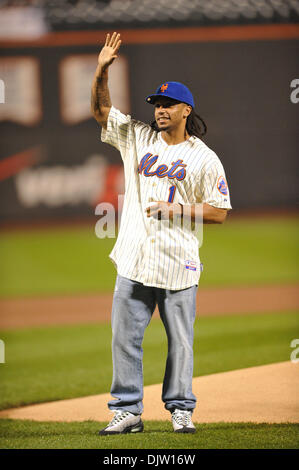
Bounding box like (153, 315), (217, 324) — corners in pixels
(145, 201), (182, 220)
(98, 32), (122, 69)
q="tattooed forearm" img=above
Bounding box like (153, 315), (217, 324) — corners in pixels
(95, 77), (111, 108)
(91, 65), (111, 125)
(91, 67), (111, 111)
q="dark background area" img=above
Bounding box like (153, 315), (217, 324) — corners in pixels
(0, 0), (298, 222)
(1, 38), (298, 221)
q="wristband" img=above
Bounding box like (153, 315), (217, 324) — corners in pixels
(178, 203), (183, 216)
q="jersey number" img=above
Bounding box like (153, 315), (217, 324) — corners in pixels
(168, 185), (176, 203)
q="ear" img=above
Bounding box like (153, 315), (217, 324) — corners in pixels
(183, 105), (192, 119)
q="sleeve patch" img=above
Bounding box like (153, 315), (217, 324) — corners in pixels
(217, 176), (228, 195)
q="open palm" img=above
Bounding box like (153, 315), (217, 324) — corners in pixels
(98, 32), (122, 69)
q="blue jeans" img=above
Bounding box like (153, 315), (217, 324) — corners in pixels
(108, 275), (197, 414)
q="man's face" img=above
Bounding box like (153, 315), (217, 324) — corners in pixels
(154, 97), (191, 131)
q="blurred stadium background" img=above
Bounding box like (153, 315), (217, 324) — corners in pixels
(0, 0), (298, 225)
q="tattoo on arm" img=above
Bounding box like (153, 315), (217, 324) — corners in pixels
(91, 68), (111, 115)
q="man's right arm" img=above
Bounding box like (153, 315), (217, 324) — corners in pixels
(91, 32), (121, 129)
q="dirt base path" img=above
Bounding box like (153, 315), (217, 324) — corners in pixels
(0, 362), (298, 424)
(0, 284), (298, 329)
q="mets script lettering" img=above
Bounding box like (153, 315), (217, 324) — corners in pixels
(138, 153), (187, 181)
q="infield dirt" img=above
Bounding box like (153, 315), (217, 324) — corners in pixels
(0, 362), (298, 424)
(0, 283), (298, 329)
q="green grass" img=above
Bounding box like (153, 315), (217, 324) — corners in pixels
(200, 217), (299, 286)
(0, 312), (298, 411)
(0, 420), (298, 449)
(0, 227), (116, 297)
(0, 217), (298, 297)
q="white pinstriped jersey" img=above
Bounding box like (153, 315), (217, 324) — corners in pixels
(101, 106), (232, 290)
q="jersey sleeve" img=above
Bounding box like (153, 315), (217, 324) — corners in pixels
(100, 106), (133, 159)
(195, 156), (232, 209)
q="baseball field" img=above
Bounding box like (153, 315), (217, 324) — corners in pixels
(0, 214), (298, 449)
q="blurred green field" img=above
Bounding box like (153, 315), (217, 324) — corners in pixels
(0, 217), (298, 298)
(0, 420), (298, 449)
(0, 311), (298, 411)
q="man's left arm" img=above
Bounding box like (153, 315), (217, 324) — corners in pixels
(146, 156), (232, 223)
(145, 202), (228, 224)
(193, 203), (228, 224)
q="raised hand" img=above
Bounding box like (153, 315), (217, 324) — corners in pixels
(98, 32), (122, 69)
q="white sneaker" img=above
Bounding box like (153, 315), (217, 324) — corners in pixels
(171, 409), (196, 433)
(99, 410), (144, 435)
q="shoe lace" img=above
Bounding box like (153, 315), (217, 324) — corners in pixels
(109, 410), (131, 426)
(172, 409), (192, 426)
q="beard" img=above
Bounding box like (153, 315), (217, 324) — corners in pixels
(156, 119), (171, 131)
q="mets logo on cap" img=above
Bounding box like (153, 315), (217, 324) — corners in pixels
(217, 176), (228, 195)
(160, 83), (168, 93)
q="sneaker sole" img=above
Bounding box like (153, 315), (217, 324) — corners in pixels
(99, 420), (144, 436)
(174, 427), (196, 434)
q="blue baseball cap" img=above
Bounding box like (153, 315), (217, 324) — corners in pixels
(146, 81), (195, 108)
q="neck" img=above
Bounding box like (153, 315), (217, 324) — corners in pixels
(161, 126), (190, 145)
